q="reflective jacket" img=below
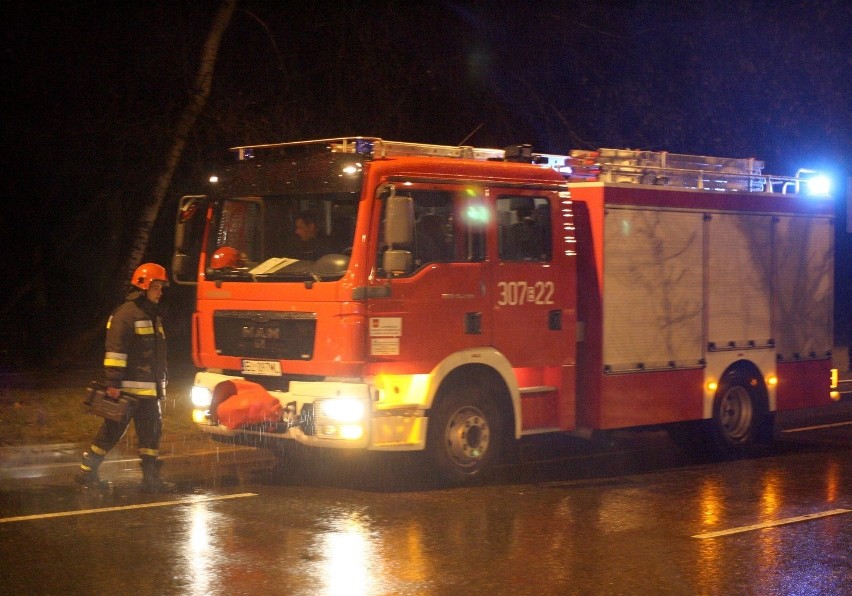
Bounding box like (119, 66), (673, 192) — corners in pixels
(103, 292), (167, 398)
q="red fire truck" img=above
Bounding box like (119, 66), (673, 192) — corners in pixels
(172, 138), (840, 482)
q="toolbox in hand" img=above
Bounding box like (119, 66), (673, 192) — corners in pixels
(84, 381), (138, 422)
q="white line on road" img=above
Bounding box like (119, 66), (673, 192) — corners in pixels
(692, 508), (851, 539)
(0, 492), (257, 524)
(781, 420), (852, 433)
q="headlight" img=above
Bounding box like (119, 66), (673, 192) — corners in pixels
(191, 385), (213, 408)
(317, 398), (366, 423)
(315, 398), (368, 441)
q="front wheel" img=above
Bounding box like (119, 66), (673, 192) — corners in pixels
(426, 383), (505, 484)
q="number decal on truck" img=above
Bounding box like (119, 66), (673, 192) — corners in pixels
(496, 281), (555, 306)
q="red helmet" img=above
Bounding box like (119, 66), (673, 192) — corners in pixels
(210, 246), (241, 269)
(131, 263), (169, 290)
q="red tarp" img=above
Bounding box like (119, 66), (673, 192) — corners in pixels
(214, 379), (283, 430)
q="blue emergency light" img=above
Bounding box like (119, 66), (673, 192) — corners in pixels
(806, 174), (831, 196)
(798, 168), (831, 197)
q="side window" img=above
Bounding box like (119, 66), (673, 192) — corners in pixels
(412, 191), (454, 266)
(377, 187), (486, 276)
(497, 196), (551, 261)
(454, 196), (487, 263)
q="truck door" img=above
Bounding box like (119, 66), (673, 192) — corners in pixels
(491, 191), (577, 431)
(368, 184), (490, 371)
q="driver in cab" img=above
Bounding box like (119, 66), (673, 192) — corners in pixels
(292, 210), (331, 260)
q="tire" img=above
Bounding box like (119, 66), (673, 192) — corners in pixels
(708, 369), (766, 457)
(426, 382), (505, 484)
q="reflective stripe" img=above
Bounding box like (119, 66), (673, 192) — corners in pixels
(80, 464), (93, 472)
(90, 445), (107, 456)
(135, 320), (154, 335)
(104, 352), (128, 367)
(138, 448), (159, 457)
(106, 315), (113, 330)
(122, 380), (156, 390)
(121, 380), (158, 396)
(123, 388), (157, 396)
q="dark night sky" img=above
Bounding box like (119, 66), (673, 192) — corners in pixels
(1, 0), (850, 366)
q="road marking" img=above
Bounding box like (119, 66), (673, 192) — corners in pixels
(781, 420), (852, 433)
(692, 508), (851, 539)
(0, 492), (257, 524)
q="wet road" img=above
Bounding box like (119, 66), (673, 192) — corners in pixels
(0, 423), (849, 595)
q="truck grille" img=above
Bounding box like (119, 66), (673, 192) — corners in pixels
(213, 310), (317, 360)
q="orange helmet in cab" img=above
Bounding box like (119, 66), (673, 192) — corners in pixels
(210, 246), (241, 269)
(131, 263), (169, 290)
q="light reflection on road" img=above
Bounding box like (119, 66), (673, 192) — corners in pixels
(319, 514), (372, 595)
(760, 469), (781, 518)
(0, 422), (848, 595)
(696, 475), (724, 594)
(185, 502), (214, 596)
(825, 459), (840, 503)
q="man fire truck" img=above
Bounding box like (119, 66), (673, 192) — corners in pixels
(172, 137), (840, 482)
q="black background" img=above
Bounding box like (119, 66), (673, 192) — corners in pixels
(1, 0), (849, 368)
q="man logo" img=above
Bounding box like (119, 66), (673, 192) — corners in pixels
(241, 326), (281, 340)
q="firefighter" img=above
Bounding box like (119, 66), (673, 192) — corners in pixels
(292, 210), (332, 260)
(74, 263), (175, 493)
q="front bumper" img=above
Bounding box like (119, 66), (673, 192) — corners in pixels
(191, 372), (428, 452)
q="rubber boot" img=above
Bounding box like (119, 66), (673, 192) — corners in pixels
(74, 450), (113, 490)
(139, 458), (176, 494)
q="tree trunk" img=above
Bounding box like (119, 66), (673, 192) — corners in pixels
(116, 0), (237, 299)
(49, 0), (237, 367)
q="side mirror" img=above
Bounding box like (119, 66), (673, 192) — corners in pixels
(382, 191), (414, 275)
(171, 253), (195, 282)
(382, 250), (413, 276)
(172, 195), (208, 285)
(384, 192), (414, 245)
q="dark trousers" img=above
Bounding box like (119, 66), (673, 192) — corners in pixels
(92, 397), (163, 456)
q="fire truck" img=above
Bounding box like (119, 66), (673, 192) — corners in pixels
(172, 137), (840, 482)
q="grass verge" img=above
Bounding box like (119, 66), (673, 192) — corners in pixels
(0, 369), (197, 446)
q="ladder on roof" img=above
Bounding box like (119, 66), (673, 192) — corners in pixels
(229, 137), (805, 194)
(230, 136), (561, 163)
(568, 148), (767, 192)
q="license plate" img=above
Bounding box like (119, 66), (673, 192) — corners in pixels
(241, 359), (282, 376)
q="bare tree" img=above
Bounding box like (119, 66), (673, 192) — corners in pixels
(116, 0), (237, 299)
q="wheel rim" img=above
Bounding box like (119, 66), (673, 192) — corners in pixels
(718, 385), (753, 442)
(444, 405), (490, 468)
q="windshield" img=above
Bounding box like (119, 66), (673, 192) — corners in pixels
(206, 192), (358, 282)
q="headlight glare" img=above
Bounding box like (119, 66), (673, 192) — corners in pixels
(319, 398), (366, 423)
(191, 385), (213, 408)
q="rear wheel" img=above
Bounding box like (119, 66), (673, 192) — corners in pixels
(708, 369), (767, 457)
(670, 368), (769, 460)
(426, 383), (505, 484)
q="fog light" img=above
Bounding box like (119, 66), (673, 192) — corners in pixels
(340, 424), (364, 440)
(192, 409), (209, 423)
